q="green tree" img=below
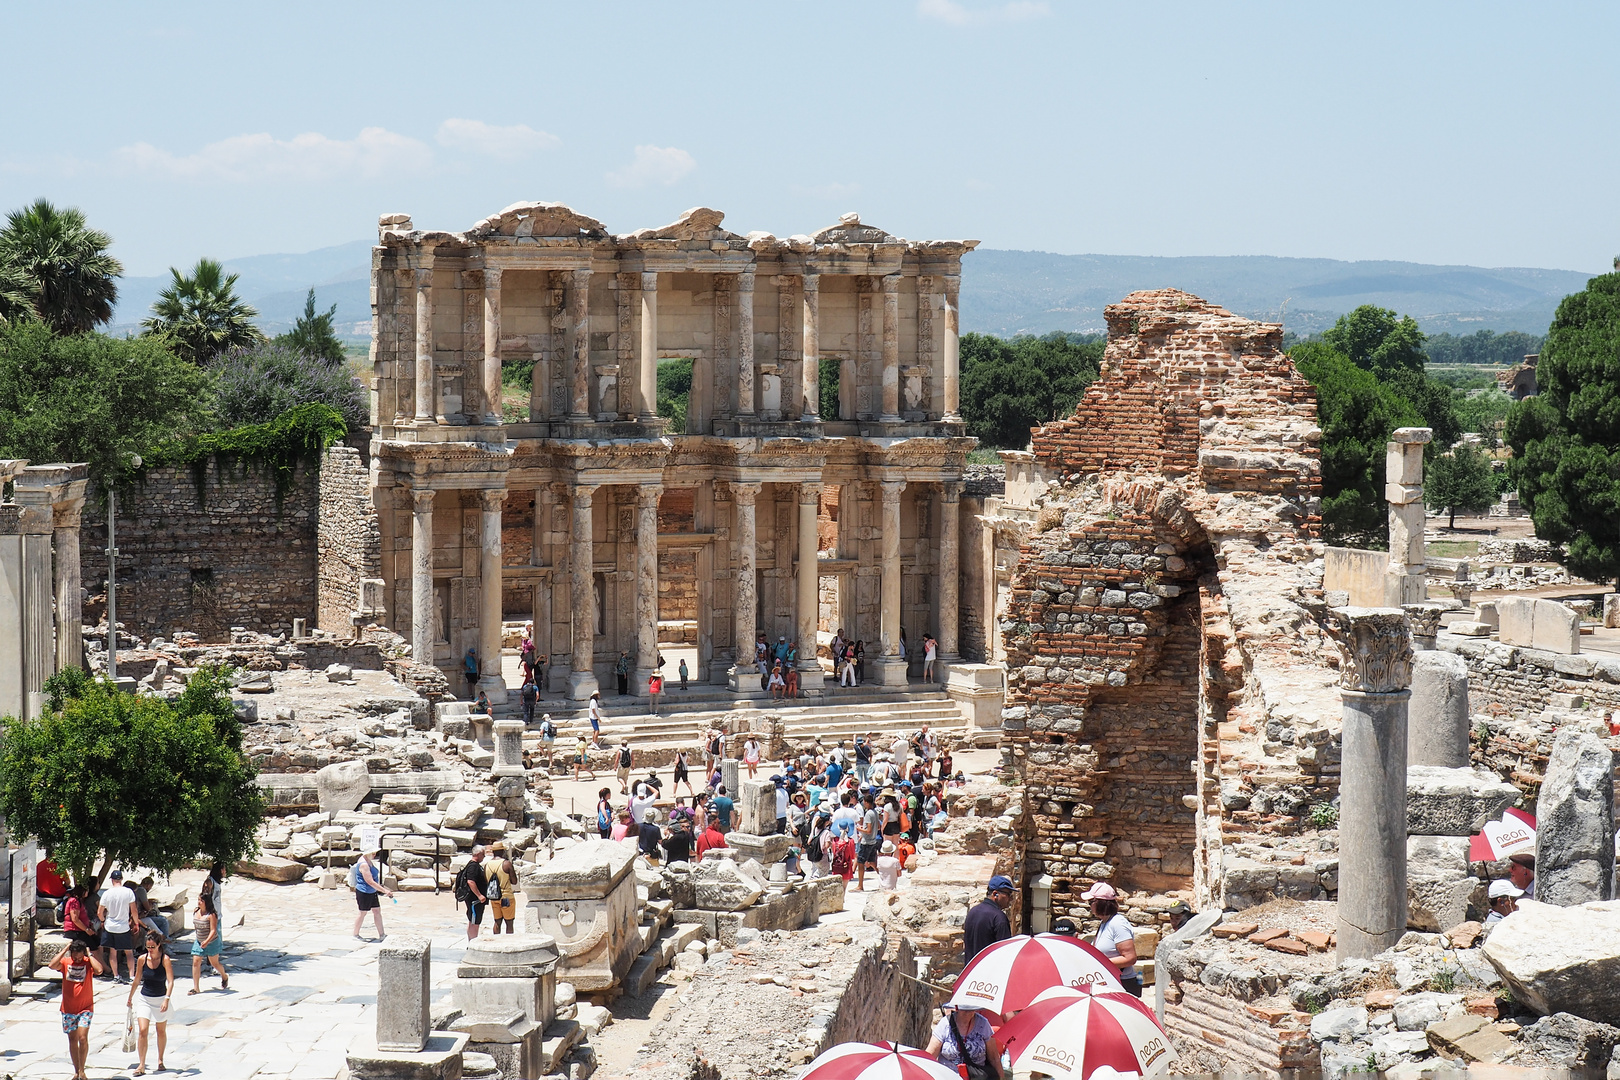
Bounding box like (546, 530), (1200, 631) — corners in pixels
(820, 356), (842, 419)
(274, 288), (347, 364)
(212, 341), (368, 430)
(1321, 306), (1427, 378)
(143, 257), (264, 364)
(1425, 444), (1496, 529)
(1507, 271), (1620, 588)
(0, 320), (211, 483)
(1454, 387), (1514, 436)
(0, 667), (263, 888)
(1426, 330), (1543, 366)
(0, 199), (123, 333)
(657, 356), (692, 433)
(960, 331), (1102, 448)
(1292, 341), (1424, 546)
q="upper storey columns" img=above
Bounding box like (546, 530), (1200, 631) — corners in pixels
(482, 267), (503, 426)
(880, 275), (902, 422)
(800, 273), (820, 422)
(569, 268), (592, 422)
(735, 270), (756, 418)
(413, 257), (435, 423)
(639, 273), (659, 423)
(943, 274), (962, 422)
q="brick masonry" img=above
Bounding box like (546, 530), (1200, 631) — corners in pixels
(317, 442), (381, 632)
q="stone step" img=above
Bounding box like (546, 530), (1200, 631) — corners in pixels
(538, 1019), (582, 1075)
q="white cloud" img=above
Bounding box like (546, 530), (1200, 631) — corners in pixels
(436, 118), (559, 159)
(791, 182), (862, 200)
(917, 0), (1049, 25)
(606, 145), (696, 189)
(113, 127), (433, 183)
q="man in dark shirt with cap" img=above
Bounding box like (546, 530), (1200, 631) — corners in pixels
(963, 874), (1015, 964)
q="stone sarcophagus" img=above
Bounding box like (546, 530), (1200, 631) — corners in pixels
(522, 839), (640, 991)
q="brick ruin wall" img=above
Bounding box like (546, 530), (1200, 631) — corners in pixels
(1001, 289), (1341, 924)
(316, 442), (381, 632)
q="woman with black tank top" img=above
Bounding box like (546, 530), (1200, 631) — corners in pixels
(126, 930), (173, 1074)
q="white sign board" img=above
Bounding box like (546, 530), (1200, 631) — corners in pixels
(11, 840), (38, 913)
(356, 827), (381, 855)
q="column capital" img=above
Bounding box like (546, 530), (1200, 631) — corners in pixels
(798, 482), (823, 506)
(939, 480), (963, 504)
(53, 496), (87, 529)
(1326, 606), (1414, 694)
(801, 272), (820, 293)
(478, 489), (506, 513)
(410, 487), (436, 513)
(943, 274), (961, 301)
(737, 268), (756, 291)
(571, 267), (592, 285)
(880, 479), (907, 503)
(639, 271), (658, 291)
(881, 273), (901, 294)
(484, 264), (503, 286)
(636, 482), (663, 509)
(571, 483), (598, 508)
(412, 266), (434, 286)
(729, 481), (761, 506)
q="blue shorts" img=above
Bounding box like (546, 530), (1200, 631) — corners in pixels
(466, 900), (486, 925)
(61, 1010), (93, 1032)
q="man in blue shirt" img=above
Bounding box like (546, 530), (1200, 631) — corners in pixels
(712, 785), (735, 832)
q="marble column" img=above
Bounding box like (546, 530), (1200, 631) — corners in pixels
(569, 268), (592, 422)
(1328, 607), (1414, 960)
(410, 488), (435, 666)
(478, 489), (507, 703)
(634, 482), (662, 691)
(796, 483), (822, 678)
(736, 270), (756, 417)
(877, 479), (908, 686)
(568, 484), (599, 699)
(942, 275), (962, 421)
(413, 263), (435, 422)
(938, 481), (961, 661)
(880, 274), (901, 422)
(482, 266), (503, 425)
(639, 273), (659, 422)
(531, 486), (551, 687)
(800, 273), (820, 421)
(728, 481), (760, 690)
(53, 494), (86, 672)
(1385, 427), (1432, 605)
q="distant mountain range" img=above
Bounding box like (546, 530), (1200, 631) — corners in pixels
(109, 242), (1595, 342)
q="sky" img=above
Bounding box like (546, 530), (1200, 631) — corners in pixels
(4, 1), (1618, 277)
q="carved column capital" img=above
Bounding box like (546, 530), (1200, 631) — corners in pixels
(410, 487), (436, 514)
(799, 482), (823, 506)
(483, 265), (503, 288)
(636, 483), (663, 510)
(571, 484), (597, 510)
(479, 489), (506, 514)
(881, 273), (901, 295)
(880, 479), (907, 505)
(730, 481), (761, 507)
(737, 269), (756, 292)
(640, 271), (658, 292)
(939, 480), (963, 504)
(943, 274), (960, 304)
(1327, 606), (1414, 694)
(801, 272), (819, 294)
(412, 266), (434, 287)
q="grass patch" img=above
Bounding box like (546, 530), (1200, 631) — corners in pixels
(1427, 540), (1480, 559)
(968, 447), (1002, 464)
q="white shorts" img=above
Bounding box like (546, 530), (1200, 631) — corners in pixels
(131, 994), (171, 1023)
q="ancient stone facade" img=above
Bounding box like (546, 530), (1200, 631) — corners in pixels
(367, 202), (985, 702)
(317, 442), (383, 633)
(1000, 289), (1343, 923)
(0, 461), (88, 719)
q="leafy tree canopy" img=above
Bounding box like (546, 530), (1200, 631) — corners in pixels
(0, 199), (123, 333)
(0, 666), (263, 888)
(273, 288), (347, 365)
(657, 357), (692, 433)
(1292, 341), (1423, 546)
(1425, 329), (1543, 367)
(0, 319), (211, 483)
(960, 331), (1102, 448)
(1321, 305), (1428, 378)
(143, 257), (264, 364)
(1425, 443), (1496, 529)
(212, 341), (368, 431)
(1507, 272), (1620, 587)
(1454, 387), (1514, 436)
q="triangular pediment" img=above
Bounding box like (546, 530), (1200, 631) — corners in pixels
(470, 202), (608, 239)
(812, 213), (900, 245)
(625, 206), (743, 242)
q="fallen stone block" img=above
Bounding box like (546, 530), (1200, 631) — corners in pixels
(1212, 922), (1260, 939)
(317, 759), (372, 814)
(1515, 1012), (1620, 1072)
(1482, 898), (1620, 1024)
(1425, 1013), (1515, 1063)
(1310, 1006), (1369, 1041)
(1537, 730), (1616, 907)
(1406, 766), (1520, 836)
(1265, 936), (1309, 956)
(234, 854), (306, 883)
(381, 794), (428, 815)
(346, 1030), (468, 1080)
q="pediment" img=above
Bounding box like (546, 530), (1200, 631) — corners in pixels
(623, 206), (743, 242)
(812, 213), (900, 245)
(469, 202), (608, 240)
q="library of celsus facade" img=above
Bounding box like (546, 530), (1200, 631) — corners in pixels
(366, 202), (981, 705)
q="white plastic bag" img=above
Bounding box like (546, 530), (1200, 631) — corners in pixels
(122, 1007), (136, 1052)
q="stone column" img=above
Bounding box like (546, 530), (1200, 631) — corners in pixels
(877, 479), (908, 686)
(942, 275), (962, 421)
(736, 270), (756, 417)
(634, 482), (662, 691)
(938, 481), (961, 661)
(482, 266), (503, 425)
(880, 274), (901, 422)
(800, 273), (820, 421)
(1385, 427), (1431, 605)
(568, 268), (592, 422)
(1328, 607), (1414, 960)
(53, 495), (86, 672)
(410, 488), (435, 666)
(478, 490), (507, 703)
(729, 482), (760, 691)
(376, 936), (431, 1052)
(796, 483), (821, 677)
(568, 484), (599, 699)
(413, 263), (435, 422)
(1409, 650), (1470, 768)
(638, 272), (659, 422)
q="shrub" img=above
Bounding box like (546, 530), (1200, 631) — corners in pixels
(212, 341), (368, 431)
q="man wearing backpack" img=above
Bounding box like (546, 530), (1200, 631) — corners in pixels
(453, 847), (489, 940)
(520, 676), (539, 726)
(616, 739), (634, 795)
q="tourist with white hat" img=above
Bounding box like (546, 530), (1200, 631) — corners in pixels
(1485, 878), (1523, 926)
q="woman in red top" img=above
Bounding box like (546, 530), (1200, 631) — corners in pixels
(55, 940), (104, 1080)
(61, 884), (97, 951)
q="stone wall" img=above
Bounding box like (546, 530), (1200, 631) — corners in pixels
(317, 442), (381, 633)
(1442, 634), (1620, 717)
(81, 456), (320, 639)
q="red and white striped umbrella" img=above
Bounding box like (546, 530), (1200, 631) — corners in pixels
(795, 1041), (961, 1080)
(1469, 807), (1536, 863)
(950, 933), (1123, 1016)
(998, 986), (1178, 1079)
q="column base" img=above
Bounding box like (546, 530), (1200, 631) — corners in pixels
(477, 675), (509, 705)
(634, 666), (660, 695)
(873, 657), (909, 687)
(729, 665), (760, 692)
(568, 671), (600, 701)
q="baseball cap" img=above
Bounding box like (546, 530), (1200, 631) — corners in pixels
(1167, 900), (1192, 917)
(1050, 917), (1080, 935)
(1488, 879), (1524, 899)
(1081, 882), (1118, 901)
(110, 870), (123, 880)
(987, 875), (1015, 893)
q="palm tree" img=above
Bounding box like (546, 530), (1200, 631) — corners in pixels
(142, 257), (263, 363)
(0, 199), (123, 333)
